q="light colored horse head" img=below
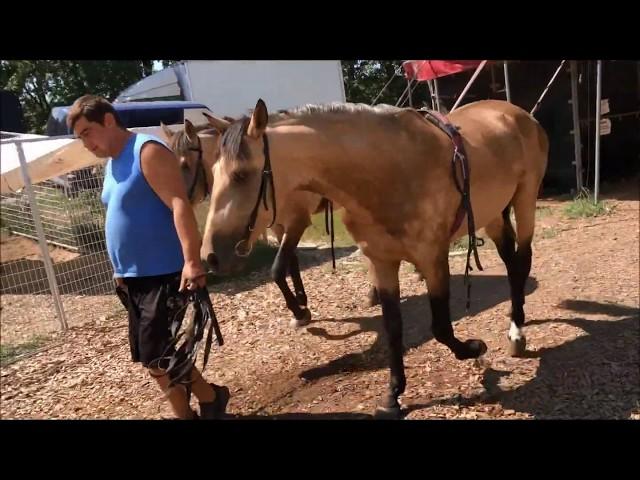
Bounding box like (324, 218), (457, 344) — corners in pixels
(161, 117), (226, 206)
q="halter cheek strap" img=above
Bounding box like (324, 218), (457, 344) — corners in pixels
(235, 134), (277, 257)
(187, 142), (211, 201)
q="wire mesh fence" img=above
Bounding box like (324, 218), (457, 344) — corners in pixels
(1, 162), (121, 341)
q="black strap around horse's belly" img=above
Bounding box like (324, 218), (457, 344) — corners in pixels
(420, 109), (484, 310)
(324, 199), (336, 271)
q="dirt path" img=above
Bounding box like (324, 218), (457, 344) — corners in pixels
(1, 182), (638, 420)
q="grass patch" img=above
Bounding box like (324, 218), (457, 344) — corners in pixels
(450, 235), (489, 252)
(563, 190), (615, 219)
(536, 206), (553, 218)
(540, 227), (558, 239)
(301, 211), (355, 248)
(0, 335), (50, 366)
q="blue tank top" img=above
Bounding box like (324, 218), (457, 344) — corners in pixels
(101, 133), (184, 277)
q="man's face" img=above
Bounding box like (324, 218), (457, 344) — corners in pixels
(73, 114), (116, 158)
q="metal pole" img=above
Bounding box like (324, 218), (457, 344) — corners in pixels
(451, 60), (488, 112)
(570, 61), (584, 193)
(426, 80), (436, 110)
(530, 60), (567, 116)
(503, 61), (512, 103)
(594, 60), (602, 204)
(433, 78), (441, 112)
(16, 141), (68, 330)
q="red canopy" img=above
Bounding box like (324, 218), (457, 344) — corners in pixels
(402, 60), (488, 81)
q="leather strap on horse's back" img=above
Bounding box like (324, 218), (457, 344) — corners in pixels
(420, 109), (484, 310)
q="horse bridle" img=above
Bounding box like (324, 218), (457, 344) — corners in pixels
(234, 134), (277, 257)
(186, 140), (211, 202)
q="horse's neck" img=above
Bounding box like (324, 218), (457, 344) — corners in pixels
(268, 122), (386, 222)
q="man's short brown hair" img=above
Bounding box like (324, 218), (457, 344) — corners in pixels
(67, 95), (125, 131)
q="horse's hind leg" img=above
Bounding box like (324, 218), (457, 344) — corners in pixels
(487, 181), (538, 356)
(270, 223), (311, 328)
(484, 209), (528, 356)
(418, 246), (488, 360)
(289, 253), (307, 307)
(507, 182), (538, 355)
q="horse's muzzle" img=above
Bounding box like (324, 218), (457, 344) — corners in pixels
(203, 253), (219, 272)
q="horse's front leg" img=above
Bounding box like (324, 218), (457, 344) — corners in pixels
(288, 252), (307, 307)
(368, 258), (405, 419)
(271, 223), (310, 328)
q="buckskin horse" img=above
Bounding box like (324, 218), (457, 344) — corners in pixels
(162, 117), (339, 328)
(199, 99), (548, 418)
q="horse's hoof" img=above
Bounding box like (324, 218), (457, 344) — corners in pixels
(373, 405), (403, 420)
(469, 339), (488, 357)
(290, 308), (311, 328)
(508, 337), (527, 357)
(365, 287), (380, 307)
(456, 339), (488, 360)
(366, 296), (380, 307)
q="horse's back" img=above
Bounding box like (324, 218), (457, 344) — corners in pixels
(451, 100), (549, 178)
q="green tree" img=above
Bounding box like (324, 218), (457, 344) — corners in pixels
(341, 60), (430, 107)
(0, 60), (154, 134)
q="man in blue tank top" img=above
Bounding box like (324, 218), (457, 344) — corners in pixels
(68, 95), (229, 420)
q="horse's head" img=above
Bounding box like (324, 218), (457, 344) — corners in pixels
(200, 99), (274, 275)
(162, 119), (221, 206)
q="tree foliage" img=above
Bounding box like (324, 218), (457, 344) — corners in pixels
(0, 60), (153, 133)
(341, 60), (431, 108)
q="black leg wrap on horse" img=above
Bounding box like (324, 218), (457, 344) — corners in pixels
(378, 289), (406, 401)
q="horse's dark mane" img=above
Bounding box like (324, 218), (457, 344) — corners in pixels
(169, 129), (195, 154)
(220, 117), (251, 162)
(170, 125), (221, 154)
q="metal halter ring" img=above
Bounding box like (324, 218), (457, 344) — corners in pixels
(234, 238), (253, 258)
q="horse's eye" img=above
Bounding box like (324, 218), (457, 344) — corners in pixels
(232, 170), (249, 184)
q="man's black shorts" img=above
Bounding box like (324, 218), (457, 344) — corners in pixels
(117, 272), (188, 369)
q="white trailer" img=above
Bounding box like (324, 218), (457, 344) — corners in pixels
(115, 60), (347, 119)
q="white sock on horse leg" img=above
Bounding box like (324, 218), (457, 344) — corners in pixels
(508, 321), (523, 341)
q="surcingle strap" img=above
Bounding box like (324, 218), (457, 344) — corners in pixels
(420, 109), (484, 310)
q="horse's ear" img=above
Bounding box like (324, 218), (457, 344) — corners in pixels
(160, 122), (174, 139)
(184, 119), (197, 141)
(247, 98), (268, 139)
(202, 112), (230, 132)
